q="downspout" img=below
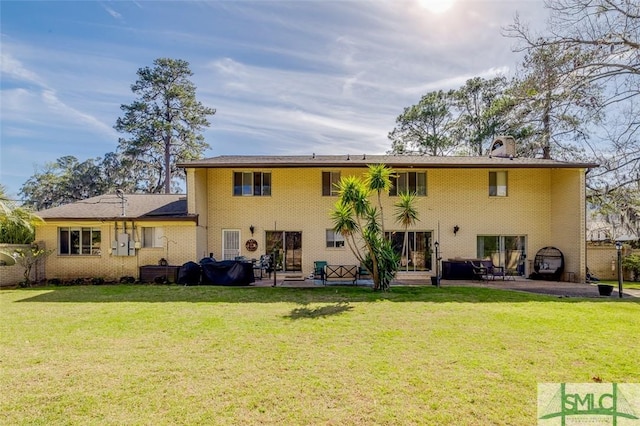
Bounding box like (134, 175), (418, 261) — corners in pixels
(584, 168), (591, 283)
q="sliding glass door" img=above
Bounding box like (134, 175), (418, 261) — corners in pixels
(386, 231), (433, 272)
(477, 235), (526, 274)
(265, 231), (302, 272)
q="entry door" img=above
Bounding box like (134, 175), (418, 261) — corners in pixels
(222, 229), (240, 260)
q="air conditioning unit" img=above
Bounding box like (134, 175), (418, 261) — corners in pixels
(489, 136), (516, 158)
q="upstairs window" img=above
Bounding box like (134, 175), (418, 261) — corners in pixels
(233, 172), (271, 196)
(322, 171), (341, 196)
(489, 171), (508, 197)
(390, 172), (426, 196)
(59, 227), (101, 255)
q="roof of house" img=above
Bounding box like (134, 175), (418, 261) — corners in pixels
(178, 154), (599, 169)
(37, 194), (197, 222)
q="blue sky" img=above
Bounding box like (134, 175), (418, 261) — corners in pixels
(1, 0), (547, 198)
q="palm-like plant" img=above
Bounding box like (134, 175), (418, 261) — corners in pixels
(365, 164), (393, 232)
(330, 164), (417, 291)
(394, 192), (420, 269)
(0, 185), (43, 244)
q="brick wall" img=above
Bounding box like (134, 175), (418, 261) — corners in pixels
(34, 222), (197, 282)
(587, 245), (638, 281)
(195, 166), (587, 281)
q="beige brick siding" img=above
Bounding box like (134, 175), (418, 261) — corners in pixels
(191, 166), (588, 281)
(587, 246), (638, 281)
(34, 221), (197, 282)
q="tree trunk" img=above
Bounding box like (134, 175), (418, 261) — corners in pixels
(164, 134), (171, 193)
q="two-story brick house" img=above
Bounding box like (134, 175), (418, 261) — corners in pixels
(32, 153), (596, 283)
(180, 154), (597, 282)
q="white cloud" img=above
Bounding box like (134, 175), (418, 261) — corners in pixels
(0, 0), (551, 195)
(0, 52), (47, 87)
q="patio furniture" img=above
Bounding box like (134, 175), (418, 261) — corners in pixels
(470, 260), (505, 281)
(358, 264), (371, 280)
(531, 247), (564, 281)
(470, 261), (489, 281)
(199, 259), (255, 286)
(254, 254), (272, 279)
(483, 260), (505, 280)
(313, 261), (327, 281)
(442, 260), (475, 280)
(322, 265), (358, 285)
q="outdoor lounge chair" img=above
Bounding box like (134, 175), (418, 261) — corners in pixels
(313, 261), (327, 281)
(471, 260), (505, 281)
(470, 261), (488, 281)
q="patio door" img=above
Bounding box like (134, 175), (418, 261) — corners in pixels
(386, 231), (432, 272)
(265, 231), (302, 271)
(222, 229), (241, 260)
(477, 235), (526, 274)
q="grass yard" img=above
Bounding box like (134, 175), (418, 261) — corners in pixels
(1, 285), (639, 425)
(599, 279), (640, 290)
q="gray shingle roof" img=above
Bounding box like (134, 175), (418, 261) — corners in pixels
(179, 154), (598, 169)
(37, 194), (196, 222)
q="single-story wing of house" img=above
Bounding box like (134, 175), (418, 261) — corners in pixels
(35, 194), (198, 282)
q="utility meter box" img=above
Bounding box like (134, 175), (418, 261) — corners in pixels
(112, 233), (135, 256)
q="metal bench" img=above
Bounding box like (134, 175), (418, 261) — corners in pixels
(322, 265), (358, 285)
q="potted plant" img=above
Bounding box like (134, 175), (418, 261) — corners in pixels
(597, 283), (614, 296)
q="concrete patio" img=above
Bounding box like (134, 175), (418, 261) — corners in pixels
(252, 274), (639, 299)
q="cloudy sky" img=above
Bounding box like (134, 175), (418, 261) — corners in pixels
(0, 0), (548, 197)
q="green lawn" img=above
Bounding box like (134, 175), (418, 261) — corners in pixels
(1, 285), (639, 425)
(598, 279), (640, 290)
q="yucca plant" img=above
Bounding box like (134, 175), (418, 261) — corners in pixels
(330, 164), (418, 291)
(0, 185), (43, 244)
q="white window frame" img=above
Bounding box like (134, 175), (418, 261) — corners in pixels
(325, 229), (345, 248)
(489, 171), (508, 197)
(142, 227), (165, 248)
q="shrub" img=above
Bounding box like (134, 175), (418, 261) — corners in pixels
(622, 254), (640, 281)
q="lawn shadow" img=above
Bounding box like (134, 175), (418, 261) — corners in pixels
(284, 302), (354, 320)
(5, 284), (639, 305)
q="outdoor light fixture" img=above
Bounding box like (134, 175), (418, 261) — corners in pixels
(616, 241), (623, 298)
(249, 225), (255, 236)
(453, 225), (460, 235)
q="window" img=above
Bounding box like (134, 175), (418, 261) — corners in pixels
(233, 172), (271, 196)
(142, 227), (164, 248)
(390, 172), (426, 196)
(326, 229), (345, 248)
(489, 171), (507, 197)
(322, 171), (341, 196)
(59, 227), (101, 255)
